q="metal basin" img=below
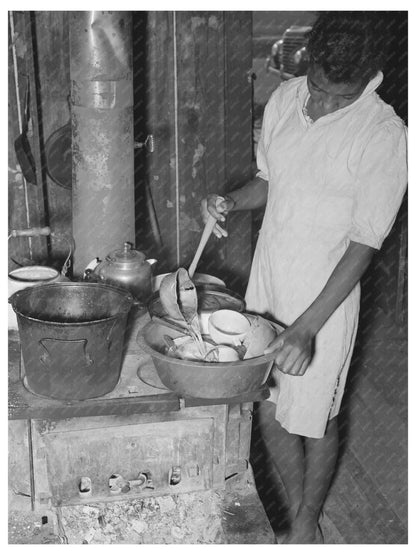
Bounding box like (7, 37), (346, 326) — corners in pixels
(137, 320), (282, 399)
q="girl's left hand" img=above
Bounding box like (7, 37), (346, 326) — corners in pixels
(264, 323), (314, 376)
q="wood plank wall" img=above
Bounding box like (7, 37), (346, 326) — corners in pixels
(144, 11), (253, 294)
(143, 12), (178, 271)
(8, 12), (48, 269)
(8, 12), (71, 269)
(222, 13), (253, 294)
(33, 12), (72, 262)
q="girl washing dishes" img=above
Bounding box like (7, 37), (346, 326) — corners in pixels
(201, 11), (407, 543)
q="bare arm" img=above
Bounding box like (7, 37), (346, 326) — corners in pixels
(201, 176), (268, 238)
(265, 240), (376, 375)
(224, 176), (269, 212)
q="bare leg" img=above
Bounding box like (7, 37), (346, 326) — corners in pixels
(285, 416), (339, 544)
(256, 401), (304, 524)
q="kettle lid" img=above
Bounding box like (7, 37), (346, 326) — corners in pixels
(106, 242), (146, 264)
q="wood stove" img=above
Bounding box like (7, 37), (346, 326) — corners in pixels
(9, 310), (274, 543)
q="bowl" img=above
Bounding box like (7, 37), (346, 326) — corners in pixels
(243, 314), (279, 359)
(137, 320), (277, 399)
(174, 339), (240, 363)
(175, 339), (217, 362)
(213, 344), (241, 362)
(208, 309), (251, 346)
(8, 265), (69, 329)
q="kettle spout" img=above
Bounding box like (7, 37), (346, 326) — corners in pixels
(146, 258), (157, 267)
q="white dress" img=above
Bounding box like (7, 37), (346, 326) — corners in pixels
(245, 72), (407, 438)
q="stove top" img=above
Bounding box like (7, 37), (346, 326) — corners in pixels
(8, 312), (269, 420)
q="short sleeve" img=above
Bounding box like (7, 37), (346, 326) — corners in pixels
(349, 119), (408, 249)
(255, 124), (269, 182)
(255, 87), (283, 182)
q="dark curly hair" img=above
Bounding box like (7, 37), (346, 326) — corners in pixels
(307, 12), (393, 84)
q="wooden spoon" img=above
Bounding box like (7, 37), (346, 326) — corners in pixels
(188, 214), (217, 279)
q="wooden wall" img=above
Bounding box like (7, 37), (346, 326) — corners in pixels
(142, 11), (253, 294)
(8, 13), (46, 268)
(8, 11), (254, 294)
(8, 12), (71, 270)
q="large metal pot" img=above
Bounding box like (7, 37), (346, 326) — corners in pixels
(10, 282), (133, 401)
(137, 320), (281, 399)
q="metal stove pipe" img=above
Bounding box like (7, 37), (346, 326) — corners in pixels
(69, 11), (134, 276)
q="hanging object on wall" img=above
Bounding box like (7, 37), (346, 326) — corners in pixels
(14, 81), (37, 185)
(135, 134), (163, 250)
(45, 120), (72, 190)
(44, 94), (72, 190)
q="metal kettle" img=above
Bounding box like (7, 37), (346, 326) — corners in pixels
(85, 242), (156, 305)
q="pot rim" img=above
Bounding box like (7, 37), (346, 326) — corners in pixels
(13, 311), (127, 326)
(10, 281), (134, 324)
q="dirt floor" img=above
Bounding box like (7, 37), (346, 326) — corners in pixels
(9, 491), (227, 545)
(61, 492), (227, 544)
(8, 509), (61, 544)
(8, 470), (275, 545)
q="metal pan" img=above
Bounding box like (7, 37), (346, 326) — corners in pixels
(148, 283), (245, 326)
(152, 272), (225, 292)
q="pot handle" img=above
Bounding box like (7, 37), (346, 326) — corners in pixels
(39, 338), (94, 368)
(105, 319), (119, 351)
(8, 228), (74, 277)
(8, 289), (23, 306)
(59, 235), (74, 276)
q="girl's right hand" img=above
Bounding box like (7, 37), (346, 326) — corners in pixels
(201, 194), (235, 239)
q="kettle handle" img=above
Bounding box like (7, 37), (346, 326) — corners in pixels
(84, 257), (100, 276)
(84, 268), (104, 283)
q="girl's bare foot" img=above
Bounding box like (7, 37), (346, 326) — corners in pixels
(282, 506), (321, 544)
